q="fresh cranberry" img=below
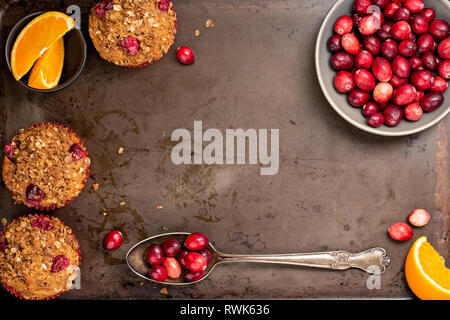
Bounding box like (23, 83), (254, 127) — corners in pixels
(148, 265), (167, 281)
(373, 82), (393, 104)
(362, 101), (380, 118)
(353, 0), (372, 15)
(384, 3), (401, 19)
(355, 50), (373, 69)
(184, 252), (207, 272)
(392, 56), (411, 78)
(200, 249), (212, 264)
(334, 15), (353, 35)
(410, 15), (428, 34)
(4, 142), (17, 162)
(162, 239), (181, 257)
(392, 21), (411, 40)
(408, 209), (431, 227)
(68, 144), (86, 162)
(438, 38), (450, 60)
(404, 0), (424, 14)
(383, 104), (404, 127)
(389, 75), (408, 88)
(51, 255), (70, 273)
(410, 69), (432, 90)
(163, 257), (182, 278)
(388, 223), (413, 241)
(354, 69), (376, 91)
(146, 244), (165, 265)
(393, 7), (410, 22)
(398, 39), (417, 57)
(415, 90), (424, 103)
(372, 56), (392, 82)
(367, 113), (385, 128)
(429, 19), (449, 41)
(408, 56), (422, 70)
(330, 51), (354, 70)
(381, 39), (398, 60)
(430, 76), (448, 93)
(25, 184), (45, 207)
(417, 33), (434, 54)
(392, 84), (416, 105)
(377, 22), (392, 41)
(352, 14), (363, 27)
(157, 0), (171, 12)
(185, 233), (209, 251)
(177, 249), (189, 268)
(31, 216), (54, 231)
(363, 36), (381, 55)
(103, 230), (123, 251)
(334, 71), (354, 93)
(404, 103), (423, 121)
(121, 36), (139, 56)
(422, 51), (437, 71)
(420, 8), (436, 23)
(372, 0), (390, 9)
(438, 60), (450, 79)
(177, 46), (195, 65)
(347, 88), (370, 107)
(341, 34), (360, 55)
(185, 270), (205, 282)
(327, 35), (342, 52)
(358, 13), (380, 36)
(421, 92), (444, 112)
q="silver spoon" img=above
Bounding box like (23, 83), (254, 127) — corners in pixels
(126, 232), (390, 285)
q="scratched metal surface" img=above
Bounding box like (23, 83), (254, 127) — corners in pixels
(0, 0), (448, 300)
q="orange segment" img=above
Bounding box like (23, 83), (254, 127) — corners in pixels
(10, 11), (74, 80)
(405, 236), (450, 300)
(28, 38), (64, 89)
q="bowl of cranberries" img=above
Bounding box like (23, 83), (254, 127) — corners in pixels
(316, 0), (450, 136)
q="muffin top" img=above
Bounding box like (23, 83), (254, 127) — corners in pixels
(2, 123), (90, 209)
(0, 215), (80, 299)
(88, 0), (177, 66)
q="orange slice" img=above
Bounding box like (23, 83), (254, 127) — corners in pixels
(28, 38), (64, 89)
(405, 236), (450, 300)
(10, 11), (74, 81)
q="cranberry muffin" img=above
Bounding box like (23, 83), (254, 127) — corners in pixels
(0, 214), (81, 299)
(89, 0), (177, 67)
(2, 122), (90, 210)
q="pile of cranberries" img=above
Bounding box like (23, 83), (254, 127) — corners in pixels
(146, 232), (211, 282)
(328, 0), (449, 128)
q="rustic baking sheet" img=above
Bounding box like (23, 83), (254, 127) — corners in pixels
(0, 0), (448, 299)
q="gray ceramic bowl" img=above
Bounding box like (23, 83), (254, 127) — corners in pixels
(315, 0), (450, 136)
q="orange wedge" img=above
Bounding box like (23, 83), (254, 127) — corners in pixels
(28, 38), (64, 89)
(405, 236), (450, 300)
(10, 11), (74, 81)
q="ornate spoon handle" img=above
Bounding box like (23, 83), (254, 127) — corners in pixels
(216, 247), (390, 274)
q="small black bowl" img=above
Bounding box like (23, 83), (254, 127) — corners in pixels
(5, 11), (87, 93)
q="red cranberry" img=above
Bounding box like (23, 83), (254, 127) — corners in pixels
(25, 184), (45, 207)
(331, 51), (354, 70)
(367, 113), (385, 128)
(121, 36), (139, 56)
(341, 34), (360, 55)
(363, 36), (381, 55)
(384, 104), (404, 127)
(388, 223), (413, 241)
(162, 257), (182, 279)
(177, 46), (195, 65)
(103, 230), (123, 251)
(157, 0), (170, 12)
(408, 56), (422, 70)
(200, 249), (212, 264)
(392, 84), (416, 105)
(392, 21), (411, 40)
(149, 265), (167, 282)
(377, 22), (392, 41)
(334, 71), (354, 93)
(31, 216), (54, 231)
(392, 56), (411, 78)
(372, 0), (390, 9)
(430, 76), (448, 93)
(334, 15), (353, 35)
(185, 270), (205, 282)
(347, 88), (370, 107)
(185, 233), (209, 251)
(417, 33), (434, 54)
(372, 56), (392, 82)
(438, 38), (450, 60)
(404, 0), (424, 14)
(438, 60), (450, 79)
(408, 209), (431, 227)
(51, 255), (70, 273)
(415, 90), (425, 103)
(393, 7), (410, 22)
(420, 8), (435, 23)
(358, 13), (380, 36)
(177, 249), (189, 268)
(68, 143), (86, 162)
(381, 39), (398, 60)
(420, 92), (444, 112)
(4, 142), (17, 162)
(94, 0), (113, 19)
(410, 69), (432, 90)
(362, 101), (380, 118)
(373, 82), (393, 104)
(410, 15), (428, 34)
(398, 39), (417, 57)
(384, 3), (401, 19)
(352, 13), (363, 26)
(327, 35), (342, 52)
(353, 0), (372, 15)
(429, 19), (449, 41)
(146, 244), (165, 265)
(162, 239), (181, 257)
(389, 75), (408, 87)
(184, 252), (207, 272)
(355, 50), (373, 69)
(421, 51), (437, 71)
(404, 103), (423, 121)
(354, 69), (376, 91)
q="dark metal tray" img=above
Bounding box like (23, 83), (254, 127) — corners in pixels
(0, 0), (448, 299)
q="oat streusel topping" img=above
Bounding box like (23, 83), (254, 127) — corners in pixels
(89, 0), (177, 66)
(2, 123), (90, 208)
(0, 215), (80, 299)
